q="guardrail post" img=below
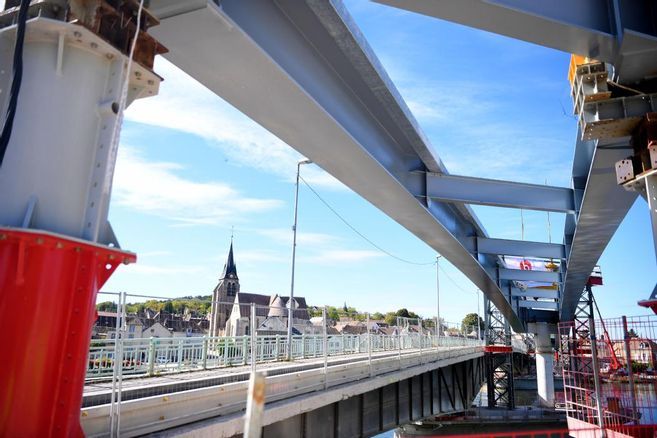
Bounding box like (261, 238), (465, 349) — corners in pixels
(177, 339), (183, 370)
(323, 306), (328, 390)
(242, 336), (248, 366)
(251, 303), (256, 373)
(224, 337), (229, 366)
(419, 318), (423, 364)
(275, 334), (280, 361)
(341, 333), (345, 354)
(398, 332), (402, 370)
(367, 313), (372, 377)
(147, 337), (155, 376)
(301, 334), (306, 358)
(202, 336), (208, 370)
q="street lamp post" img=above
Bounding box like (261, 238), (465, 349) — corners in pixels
(436, 255), (442, 342)
(477, 289), (481, 340)
(287, 159), (312, 360)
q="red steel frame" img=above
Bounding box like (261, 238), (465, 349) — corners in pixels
(0, 227), (134, 437)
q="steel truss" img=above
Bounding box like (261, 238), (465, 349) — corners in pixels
(559, 284), (596, 423)
(484, 298), (515, 409)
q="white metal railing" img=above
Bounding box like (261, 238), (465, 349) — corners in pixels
(86, 333), (483, 380)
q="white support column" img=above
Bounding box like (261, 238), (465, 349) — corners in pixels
(0, 19), (160, 242)
(534, 322), (555, 407)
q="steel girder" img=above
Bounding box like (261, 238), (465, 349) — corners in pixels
(147, 0), (525, 330)
(372, 1), (651, 322)
(561, 133), (637, 321)
(422, 173), (576, 214)
(372, 0), (657, 83)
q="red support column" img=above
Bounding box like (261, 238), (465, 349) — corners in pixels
(0, 227), (135, 437)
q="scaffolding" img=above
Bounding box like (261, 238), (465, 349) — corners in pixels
(560, 314), (657, 437)
(484, 298), (515, 409)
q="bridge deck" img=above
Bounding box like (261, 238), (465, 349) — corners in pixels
(81, 346), (485, 437)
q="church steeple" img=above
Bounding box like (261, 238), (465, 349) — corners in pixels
(221, 241), (238, 280)
(210, 237), (241, 336)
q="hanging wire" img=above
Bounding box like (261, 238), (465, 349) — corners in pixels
(436, 261), (478, 295)
(298, 175), (435, 266)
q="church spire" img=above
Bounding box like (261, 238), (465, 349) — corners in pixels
(221, 240), (238, 280)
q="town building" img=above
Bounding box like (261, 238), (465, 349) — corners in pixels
(209, 239), (311, 337)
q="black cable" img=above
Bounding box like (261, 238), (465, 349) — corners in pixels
(298, 174), (436, 266)
(0, 0), (31, 167)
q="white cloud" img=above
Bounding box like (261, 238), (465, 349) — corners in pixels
(304, 249), (383, 264)
(112, 147), (282, 225)
(125, 58), (346, 191)
(124, 264), (206, 275)
(256, 228), (338, 246)
(138, 250), (173, 258)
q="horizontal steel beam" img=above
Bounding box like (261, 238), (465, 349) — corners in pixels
(512, 288), (559, 300)
(467, 237), (566, 259)
(518, 301), (558, 311)
(499, 268), (561, 283)
(149, 0), (523, 331)
(423, 173), (575, 213)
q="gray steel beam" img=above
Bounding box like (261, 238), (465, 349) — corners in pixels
(469, 237), (566, 260)
(423, 173), (575, 213)
(148, 0), (523, 330)
(560, 135), (638, 321)
(512, 289), (559, 300)
(518, 301), (558, 311)
(499, 269), (561, 283)
(372, 0), (657, 83)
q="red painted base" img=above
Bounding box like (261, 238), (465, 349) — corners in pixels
(483, 345), (513, 353)
(0, 227), (135, 437)
(638, 299), (657, 315)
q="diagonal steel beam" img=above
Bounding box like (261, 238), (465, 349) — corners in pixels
(372, 0), (617, 61)
(560, 135), (637, 321)
(148, 0), (523, 330)
(373, 1), (657, 83)
(422, 173), (575, 213)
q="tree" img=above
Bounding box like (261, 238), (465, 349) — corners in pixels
(461, 313), (484, 334)
(327, 306), (340, 322)
(628, 329), (639, 338)
(384, 312), (397, 326)
(371, 312), (384, 320)
(96, 301), (117, 312)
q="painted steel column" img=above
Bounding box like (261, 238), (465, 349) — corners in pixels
(0, 15), (160, 436)
(646, 174), (657, 260)
(534, 323), (555, 407)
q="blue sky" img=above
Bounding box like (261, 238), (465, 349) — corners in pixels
(101, 1), (655, 324)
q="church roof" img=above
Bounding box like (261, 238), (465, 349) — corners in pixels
(221, 241), (238, 280)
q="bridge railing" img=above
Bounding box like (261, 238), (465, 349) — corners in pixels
(86, 332), (483, 380)
(88, 293), (485, 381)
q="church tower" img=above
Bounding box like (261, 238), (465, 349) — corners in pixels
(210, 240), (241, 336)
